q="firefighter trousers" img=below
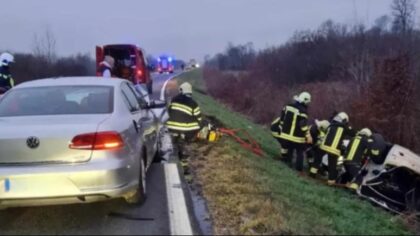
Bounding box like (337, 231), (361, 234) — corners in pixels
(344, 161), (364, 185)
(281, 140), (305, 172)
(313, 149), (339, 183)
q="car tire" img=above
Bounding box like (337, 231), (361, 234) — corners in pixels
(125, 157), (147, 205)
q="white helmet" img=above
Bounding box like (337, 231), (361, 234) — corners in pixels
(315, 119), (330, 131)
(179, 82), (193, 95)
(104, 55), (115, 69)
(294, 91), (311, 105)
(333, 112), (349, 123)
(0, 52), (14, 66)
(359, 128), (372, 137)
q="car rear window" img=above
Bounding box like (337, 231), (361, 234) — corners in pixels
(0, 86), (114, 117)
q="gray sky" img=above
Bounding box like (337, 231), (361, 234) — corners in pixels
(0, 0), (418, 61)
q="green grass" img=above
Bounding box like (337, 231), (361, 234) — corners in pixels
(176, 69), (409, 235)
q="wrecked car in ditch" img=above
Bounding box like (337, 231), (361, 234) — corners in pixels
(358, 145), (420, 214)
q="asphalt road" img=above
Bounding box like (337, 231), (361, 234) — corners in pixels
(0, 72), (189, 235)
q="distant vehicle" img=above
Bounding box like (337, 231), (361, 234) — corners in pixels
(0, 77), (165, 209)
(157, 56), (174, 74)
(96, 44), (154, 94)
(188, 59), (200, 69)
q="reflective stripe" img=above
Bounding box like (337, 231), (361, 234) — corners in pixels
(166, 121), (200, 127)
(272, 132), (281, 138)
(279, 133), (306, 143)
(371, 149), (380, 156)
(320, 145), (341, 156)
(167, 125), (200, 131)
(171, 106), (193, 115)
(271, 117), (280, 125)
(346, 137), (361, 161)
(327, 180), (336, 185)
(310, 167), (318, 174)
(332, 127), (343, 150)
(349, 183), (359, 190)
(10, 78), (14, 87)
(171, 103), (193, 113)
(301, 125), (309, 132)
(281, 148), (288, 154)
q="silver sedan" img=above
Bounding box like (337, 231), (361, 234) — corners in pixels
(0, 77), (163, 209)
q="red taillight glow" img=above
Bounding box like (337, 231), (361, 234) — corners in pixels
(69, 131), (124, 150)
(137, 69), (143, 77)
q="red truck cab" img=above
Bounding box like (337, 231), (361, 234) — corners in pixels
(96, 44), (153, 94)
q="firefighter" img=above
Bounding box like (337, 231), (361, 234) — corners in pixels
(368, 133), (389, 165)
(166, 82), (202, 157)
(310, 112), (356, 185)
(278, 92), (312, 172)
(306, 119), (330, 166)
(0, 52), (15, 93)
(98, 55), (115, 78)
(342, 128), (373, 190)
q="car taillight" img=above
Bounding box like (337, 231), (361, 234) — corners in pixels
(137, 69), (143, 77)
(69, 131), (124, 150)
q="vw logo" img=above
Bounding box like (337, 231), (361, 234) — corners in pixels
(26, 136), (40, 149)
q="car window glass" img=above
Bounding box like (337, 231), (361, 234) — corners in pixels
(0, 86), (113, 116)
(121, 83), (140, 112)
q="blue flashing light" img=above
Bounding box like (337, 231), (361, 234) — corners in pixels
(168, 57), (173, 62)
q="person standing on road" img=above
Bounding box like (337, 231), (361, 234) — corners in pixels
(278, 92), (312, 172)
(310, 112), (356, 185)
(0, 52), (15, 94)
(98, 55), (115, 78)
(166, 82), (202, 158)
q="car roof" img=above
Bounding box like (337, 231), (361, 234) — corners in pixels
(15, 77), (127, 88)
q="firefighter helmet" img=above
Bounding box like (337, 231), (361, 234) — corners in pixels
(295, 91), (311, 104)
(333, 112), (349, 123)
(0, 52), (14, 66)
(359, 128), (372, 137)
(179, 82), (193, 94)
(315, 119), (330, 131)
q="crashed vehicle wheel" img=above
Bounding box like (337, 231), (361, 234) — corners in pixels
(359, 145), (420, 214)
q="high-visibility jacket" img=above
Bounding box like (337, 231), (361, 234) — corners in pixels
(279, 102), (309, 144)
(368, 133), (388, 164)
(0, 66), (14, 91)
(271, 117), (282, 139)
(166, 94), (202, 132)
(344, 134), (372, 163)
(320, 121), (355, 156)
(309, 124), (326, 146)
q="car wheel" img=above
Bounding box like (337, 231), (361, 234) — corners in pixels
(125, 157), (147, 205)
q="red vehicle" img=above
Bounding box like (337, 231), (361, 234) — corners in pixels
(96, 44), (153, 94)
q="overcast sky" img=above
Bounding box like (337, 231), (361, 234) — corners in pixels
(0, 0), (418, 61)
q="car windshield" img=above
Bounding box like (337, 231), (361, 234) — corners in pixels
(0, 86), (114, 117)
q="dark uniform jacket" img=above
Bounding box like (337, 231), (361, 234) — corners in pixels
(279, 102), (309, 144)
(166, 94), (202, 133)
(0, 66), (14, 91)
(320, 121), (355, 156)
(344, 134), (372, 164)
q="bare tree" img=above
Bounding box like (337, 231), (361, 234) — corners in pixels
(391, 0), (416, 34)
(32, 26), (57, 63)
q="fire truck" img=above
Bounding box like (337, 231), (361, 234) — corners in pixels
(157, 55), (174, 74)
(96, 44), (153, 94)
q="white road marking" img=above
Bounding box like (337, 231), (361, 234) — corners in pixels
(160, 71), (193, 235)
(160, 73), (178, 101)
(164, 163), (193, 236)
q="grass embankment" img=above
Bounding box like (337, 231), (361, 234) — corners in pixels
(176, 69), (409, 235)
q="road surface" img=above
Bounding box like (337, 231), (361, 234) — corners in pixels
(0, 71), (195, 235)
